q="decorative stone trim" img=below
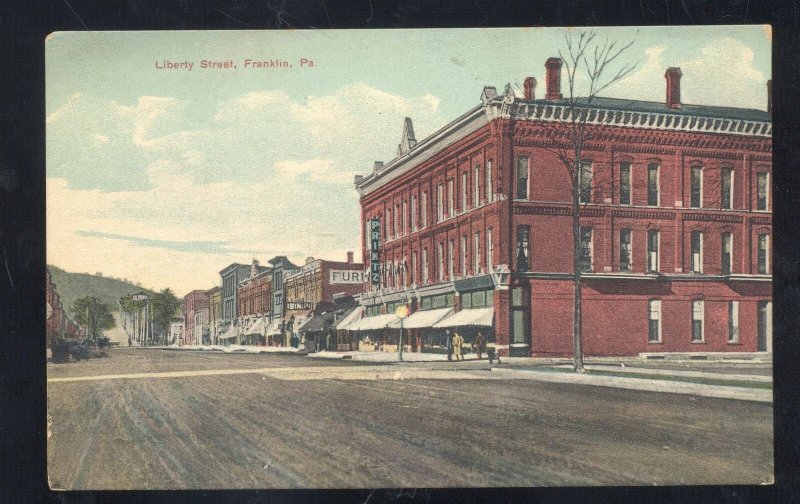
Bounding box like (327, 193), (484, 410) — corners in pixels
(683, 213), (743, 223)
(610, 209), (676, 220)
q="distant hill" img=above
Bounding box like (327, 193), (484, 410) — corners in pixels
(47, 265), (156, 316)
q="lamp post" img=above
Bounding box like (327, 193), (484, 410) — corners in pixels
(395, 304), (409, 362)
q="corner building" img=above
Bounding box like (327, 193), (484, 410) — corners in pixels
(355, 59), (771, 357)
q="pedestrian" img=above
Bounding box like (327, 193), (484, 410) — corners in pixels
(453, 331), (464, 361)
(474, 331), (485, 359)
(445, 330), (453, 361)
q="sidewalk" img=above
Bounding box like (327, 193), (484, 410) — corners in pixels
(308, 350), (486, 362)
(489, 367), (772, 403)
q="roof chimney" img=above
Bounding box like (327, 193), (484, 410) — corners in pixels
(347, 251), (354, 263)
(523, 76), (536, 100)
(767, 79), (772, 114)
(545, 57), (563, 100)
(250, 259), (260, 277)
(373, 161), (384, 172)
(665, 67), (682, 109)
(397, 117), (417, 155)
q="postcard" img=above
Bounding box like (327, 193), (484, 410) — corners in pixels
(46, 27), (773, 489)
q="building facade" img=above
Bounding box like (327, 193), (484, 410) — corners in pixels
(355, 59), (771, 357)
(183, 289), (210, 346)
(284, 252), (365, 344)
(237, 260), (273, 345)
(268, 256), (300, 346)
(46, 269), (79, 346)
(207, 286), (221, 344)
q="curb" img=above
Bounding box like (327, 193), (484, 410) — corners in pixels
(490, 368), (772, 403)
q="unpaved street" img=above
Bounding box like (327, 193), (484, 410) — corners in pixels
(47, 349), (773, 489)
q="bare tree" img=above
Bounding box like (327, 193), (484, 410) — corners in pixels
(551, 30), (639, 372)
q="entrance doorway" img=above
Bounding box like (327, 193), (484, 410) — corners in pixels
(509, 285), (531, 356)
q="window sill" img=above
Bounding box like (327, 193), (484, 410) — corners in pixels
(727, 341), (742, 345)
(690, 340), (706, 344)
(647, 340), (663, 344)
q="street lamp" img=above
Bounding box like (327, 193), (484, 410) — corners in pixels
(395, 304), (409, 362)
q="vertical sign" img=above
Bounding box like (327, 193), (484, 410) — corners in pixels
(370, 218), (381, 286)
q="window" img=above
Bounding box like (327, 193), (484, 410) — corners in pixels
(421, 191), (427, 228)
(402, 200), (407, 235)
(486, 228), (494, 271)
(516, 156), (529, 199)
(619, 162), (631, 205)
(461, 172), (468, 212)
(758, 234), (769, 274)
(474, 232), (481, 273)
(579, 227), (593, 272)
(411, 195), (417, 231)
(438, 243), (444, 281)
(411, 251), (417, 284)
(721, 232), (733, 275)
(448, 239), (455, 279)
(691, 300), (704, 342)
(516, 226), (530, 272)
(447, 179), (454, 218)
(394, 204), (400, 238)
(619, 228), (632, 272)
(728, 301), (740, 343)
(460, 235), (467, 276)
(690, 165), (703, 208)
(690, 231), (703, 273)
(647, 230), (659, 273)
(648, 300), (661, 343)
(422, 248), (429, 284)
(647, 163), (660, 206)
(474, 165), (481, 205)
(721, 169), (733, 210)
(436, 184), (444, 222)
(579, 160), (592, 204)
(486, 161), (493, 202)
(757, 172), (769, 211)
(385, 209), (390, 239)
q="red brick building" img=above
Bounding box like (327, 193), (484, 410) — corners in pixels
(237, 260), (273, 345)
(354, 59), (771, 357)
(183, 289), (210, 346)
(46, 269), (79, 346)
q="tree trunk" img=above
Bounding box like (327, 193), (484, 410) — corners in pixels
(572, 165), (586, 373)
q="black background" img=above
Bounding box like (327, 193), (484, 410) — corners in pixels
(2, 1), (798, 503)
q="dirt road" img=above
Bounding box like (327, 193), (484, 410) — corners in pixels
(47, 349), (773, 489)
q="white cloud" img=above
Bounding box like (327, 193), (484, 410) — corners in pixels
(606, 38), (767, 110)
(47, 83), (447, 293)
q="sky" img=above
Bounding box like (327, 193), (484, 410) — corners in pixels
(46, 27), (771, 296)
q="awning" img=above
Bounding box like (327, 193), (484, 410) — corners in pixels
(299, 312), (335, 333)
(387, 308), (453, 329)
(334, 306), (364, 330)
(217, 325), (240, 340)
(243, 318), (265, 336)
(265, 319), (282, 336)
(291, 315), (309, 333)
(347, 313), (397, 331)
(433, 307), (494, 328)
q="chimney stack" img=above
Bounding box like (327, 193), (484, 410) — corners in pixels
(767, 79), (772, 114)
(523, 76), (537, 100)
(347, 251), (354, 264)
(545, 57), (563, 100)
(665, 67), (682, 109)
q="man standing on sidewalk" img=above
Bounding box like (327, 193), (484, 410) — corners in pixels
(445, 330), (453, 361)
(452, 331), (464, 361)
